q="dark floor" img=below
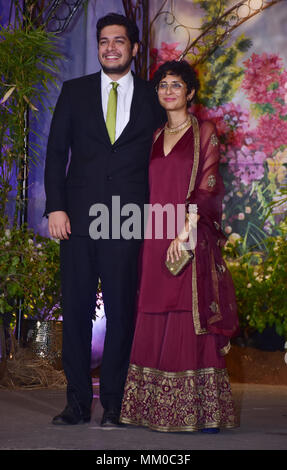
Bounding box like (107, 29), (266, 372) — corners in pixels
(0, 381), (287, 451)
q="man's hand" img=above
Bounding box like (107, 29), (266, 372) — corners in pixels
(48, 211), (71, 240)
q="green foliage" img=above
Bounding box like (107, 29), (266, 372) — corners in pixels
(184, 0), (253, 107)
(0, 6), (65, 326)
(268, 182), (287, 215)
(251, 102), (276, 117)
(193, 35), (252, 108)
(193, 0), (230, 29)
(224, 218), (287, 339)
(0, 219), (61, 322)
(0, 22), (62, 223)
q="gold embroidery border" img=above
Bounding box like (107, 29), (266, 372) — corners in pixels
(120, 363), (238, 432)
(186, 114), (200, 200)
(120, 416), (237, 433)
(188, 115), (208, 335)
(192, 253), (208, 335)
(127, 362), (228, 378)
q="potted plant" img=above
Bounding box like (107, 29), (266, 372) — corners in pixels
(0, 218), (63, 365)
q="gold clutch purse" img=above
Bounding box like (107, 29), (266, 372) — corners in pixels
(165, 114), (199, 277)
(165, 248), (194, 276)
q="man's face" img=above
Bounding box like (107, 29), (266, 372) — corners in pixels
(98, 24), (138, 79)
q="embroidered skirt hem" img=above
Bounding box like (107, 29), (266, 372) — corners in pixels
(120, 363), (237, 432)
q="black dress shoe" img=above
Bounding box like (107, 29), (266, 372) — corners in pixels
(100, 409), (123, 427)
(52, 405), (90, 425)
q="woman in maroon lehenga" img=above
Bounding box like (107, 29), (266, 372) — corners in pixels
(120, 60), (239, 433)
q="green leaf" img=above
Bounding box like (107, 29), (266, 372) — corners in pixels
(11, 256), (20, 266)
(237, 38), (253, 52)
(267, 81), (279, 91)
(7, 281), (22, 297)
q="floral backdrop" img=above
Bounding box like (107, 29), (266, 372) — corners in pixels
(149, 0), (287, 252)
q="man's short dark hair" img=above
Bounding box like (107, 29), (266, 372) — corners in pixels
(96, 13), (139, 48)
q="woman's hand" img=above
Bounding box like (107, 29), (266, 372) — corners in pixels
(166, 212), (200, 263)
(166, 227), (189, 263)
(166, 237), (184, 264)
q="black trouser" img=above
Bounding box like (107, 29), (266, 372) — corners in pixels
(60, 235), (141, 413)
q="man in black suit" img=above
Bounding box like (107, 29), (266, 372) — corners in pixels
(44, 13), (165, 426)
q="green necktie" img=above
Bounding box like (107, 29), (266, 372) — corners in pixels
(106, 81), (119, 144)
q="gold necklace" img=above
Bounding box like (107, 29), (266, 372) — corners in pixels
(164, 115), (191, 134)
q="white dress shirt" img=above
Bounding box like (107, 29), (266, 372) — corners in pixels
(101, 69), (134, 141)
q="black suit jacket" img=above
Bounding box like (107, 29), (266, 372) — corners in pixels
(44, 71), (165, 237)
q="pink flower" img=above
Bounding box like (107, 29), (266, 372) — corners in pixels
(195, 103), (251, 162)
(149, 42), (183, 78)
(254, 114), (287, 155)
(195, 53), (287, 193)
(156, 42), (182, 62)
(242, 53), (287, 113)
(227, 146), (266, 186)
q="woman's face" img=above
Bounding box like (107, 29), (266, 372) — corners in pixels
(157, 73), (195, 112)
